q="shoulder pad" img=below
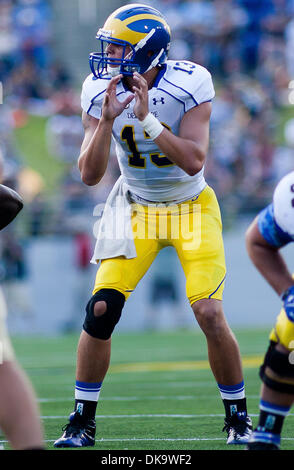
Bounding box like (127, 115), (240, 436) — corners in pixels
(158, 60), (215, 112)
(273, 171), (294, 237)
(81, 73), (108, 119)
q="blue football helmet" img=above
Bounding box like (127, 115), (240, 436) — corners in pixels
(89, 3), (171, 79)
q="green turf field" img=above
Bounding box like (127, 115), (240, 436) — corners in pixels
(1, 328), (293, 451)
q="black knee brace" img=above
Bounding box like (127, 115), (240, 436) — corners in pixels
(259, 341), (294, 394)
(83, 289), (125, 340)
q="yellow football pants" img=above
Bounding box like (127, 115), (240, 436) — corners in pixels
(270, 309), (294, 350)
(93, 185), (226, 306)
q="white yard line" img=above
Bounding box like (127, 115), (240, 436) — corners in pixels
(39, 412), (294, 419)
(1, 436), (294, 444)
(38, 394), (261, 403)
(41, 413), (255, 419)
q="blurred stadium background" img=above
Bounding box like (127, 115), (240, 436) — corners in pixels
(0, 0), (294, 339)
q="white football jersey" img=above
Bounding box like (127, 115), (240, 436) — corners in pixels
(273, 171), (294, 237)
(81, 60), (215, 202)
(258, 171), (294, 247)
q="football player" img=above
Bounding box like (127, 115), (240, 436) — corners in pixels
(246, 171), (294, 450)
(0, 183), (44, 450)
(54, 3), (252, 448)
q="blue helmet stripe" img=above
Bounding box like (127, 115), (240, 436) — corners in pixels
(115, 6), (164, 21)
(127, 18), (164, 33)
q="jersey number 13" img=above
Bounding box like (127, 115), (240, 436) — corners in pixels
(121, 124), (175, 169)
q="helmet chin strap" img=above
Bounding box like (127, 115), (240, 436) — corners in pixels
(146, 48), (165, 72)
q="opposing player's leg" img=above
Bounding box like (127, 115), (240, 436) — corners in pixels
(54, 213), (161, 447)
(0, 361), (44, 450)
(247, 309), (294, 450)
(0, 296), (44, 450)
(173, 186), (252, 444)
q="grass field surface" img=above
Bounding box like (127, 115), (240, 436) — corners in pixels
(1, 328), (293, 452)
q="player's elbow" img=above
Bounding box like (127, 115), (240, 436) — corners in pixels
(80, 172), (101, 186)
(184, 147), (205, 176)
(79, 160), (103, 186)
(185, 166), (200, 177)
(185, 159), (204, 177)
(185, 168), (195, 177)
(245, 219), (262, 250)
(245, 219), (272, 259)
(245, 224), (255, 256)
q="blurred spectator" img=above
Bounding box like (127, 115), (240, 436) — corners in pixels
(8, 58), (49, 101)
(12, 0), (52, 68)
(0, 230), (35, 330)
(46, 89), (84, 164)
(0, 0), (18, 81)
(26, 193), (47, 236)
(62, 227), (94, 332)
(285, 16), (294, 78)
(0, 106), (23, 201)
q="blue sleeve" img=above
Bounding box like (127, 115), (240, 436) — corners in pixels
(257, 203), (293, 248)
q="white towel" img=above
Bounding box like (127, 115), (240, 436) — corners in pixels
(91, 176), (137, 263)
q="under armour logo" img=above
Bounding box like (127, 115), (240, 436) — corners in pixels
(76, 403), (84, 415)
(153, 97), (165, 105)
(265, 415), (276, 430)
(230, 405), (237, 415)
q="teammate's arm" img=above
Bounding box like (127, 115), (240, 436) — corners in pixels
(132, 72), (210, 176)
(78, 74), (134, 186)
(245, 217), (293, 296)
(0, 185), (23, 230)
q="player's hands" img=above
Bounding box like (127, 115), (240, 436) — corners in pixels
(132, 72), (149, 121)
(281, 285), (294, 322)
(102, 75), (134, 121)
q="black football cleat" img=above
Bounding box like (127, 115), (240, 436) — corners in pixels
(54, 411), (96, 448)
(246, 441), (280, 450)
(223, 412), (253, 445)
(245, 429), (280, 450)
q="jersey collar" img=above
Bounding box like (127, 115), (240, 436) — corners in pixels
(153, 64), (167, 88)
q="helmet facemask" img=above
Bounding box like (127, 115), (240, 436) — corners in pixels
(89, 4), (171, 80)
(89, 36), (140, 79)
